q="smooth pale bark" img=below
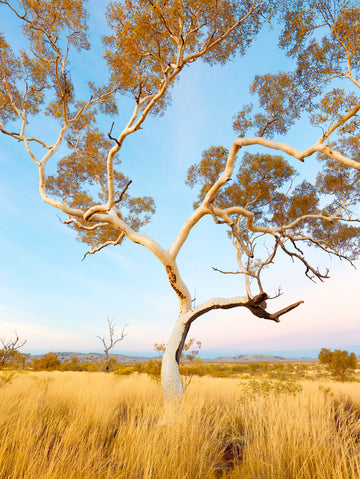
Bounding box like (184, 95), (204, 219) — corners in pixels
(161, 295), (250, 401)
(234, 136), (360, 170)
(161, 313), (188, 401)
(160, 293), (303, 403)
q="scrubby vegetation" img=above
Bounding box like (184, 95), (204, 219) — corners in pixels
(1, 349), (359, 383)
(0, 372), (359, 478)
(139, 357), (359, 382)
(319, 348), (358, 380)
(0, 352), (359, 476)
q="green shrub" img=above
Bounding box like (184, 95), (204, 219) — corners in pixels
(113, 365), (134, 376)
(240, 378), (303, 397)
(133, 363), (144, 374)
(318, 348), (357, 380)
(144, 358), (162, 381)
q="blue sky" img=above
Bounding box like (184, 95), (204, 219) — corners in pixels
(0, 1), (359, 358)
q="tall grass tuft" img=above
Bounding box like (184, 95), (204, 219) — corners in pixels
(0, 372), (359, 478)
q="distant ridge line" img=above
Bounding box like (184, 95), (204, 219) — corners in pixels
(203, 354), (314, 362)
(29, 352), (316, 363)
(29, 352), (151, 363)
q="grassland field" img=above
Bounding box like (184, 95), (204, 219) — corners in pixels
(0, 362), (359, 478)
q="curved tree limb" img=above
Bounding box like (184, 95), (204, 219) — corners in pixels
(234, 136), (360, 170)
(183, 292), (303, 327)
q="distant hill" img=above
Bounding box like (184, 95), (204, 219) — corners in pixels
(30, 352), (152, 363)
(29, 352), (312, 363)
(203, 354), (310, 363)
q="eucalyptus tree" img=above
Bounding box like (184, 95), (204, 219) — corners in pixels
(0, 0), (359, 404)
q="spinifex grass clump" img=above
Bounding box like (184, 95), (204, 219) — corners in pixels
(0, 373), (239, 478)
(0, 372), (359, 478)
(238, 383), (360, 479)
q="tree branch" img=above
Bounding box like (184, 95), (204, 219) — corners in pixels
(246, 294), (304, 323)
(184, 292), (303, 326)
(279, 240), (329, 282)
(115, 180), (132, 205)
(234, 136), (360, 170)
(82, 233), (125, 261)
(64, 218), (105, 231)
(108, 122), (121, 147)
(212, 266), (243, 275)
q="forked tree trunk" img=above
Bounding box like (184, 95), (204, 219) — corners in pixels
(159, 261), (303, 406)
(159, 291), (305, 405)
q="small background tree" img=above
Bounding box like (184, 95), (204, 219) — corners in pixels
(97, 318), (127, 372)
(7, 351), (30, 370)
(0, 334), (27, 370)
(0, 333), (27, 386)
(318, 348), (358, 381)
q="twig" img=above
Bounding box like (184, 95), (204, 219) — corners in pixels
(108, 122), (121, 147)
(115, 180), (132, 204)
(82, 233), (125, 261)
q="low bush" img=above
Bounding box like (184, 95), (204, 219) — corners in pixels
(240, 378), (304, 397)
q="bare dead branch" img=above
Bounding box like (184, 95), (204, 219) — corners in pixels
(108, 122), (121, 147)
(212, 266), (242, 275)
(270, 301), (304, 320)
(115, 180), (133, 205)
(246, 292), (304, 322)
(184, 290), (303, 328)
(1, 333), (26, 351)
(207, 201), (255, 259)
(0, 333), (27, 369)
(231, 223), (254, 258)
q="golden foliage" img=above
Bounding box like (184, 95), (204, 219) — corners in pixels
(103, 0), (265, 108)
(1, 1), (360, 315)
(279, 1), (360, 90)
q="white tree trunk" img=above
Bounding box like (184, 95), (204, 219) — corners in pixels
(160, 295), (250, 403)
(161, 313), (189, 401)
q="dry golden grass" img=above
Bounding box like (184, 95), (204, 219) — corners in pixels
(0, 372), (359, 478)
